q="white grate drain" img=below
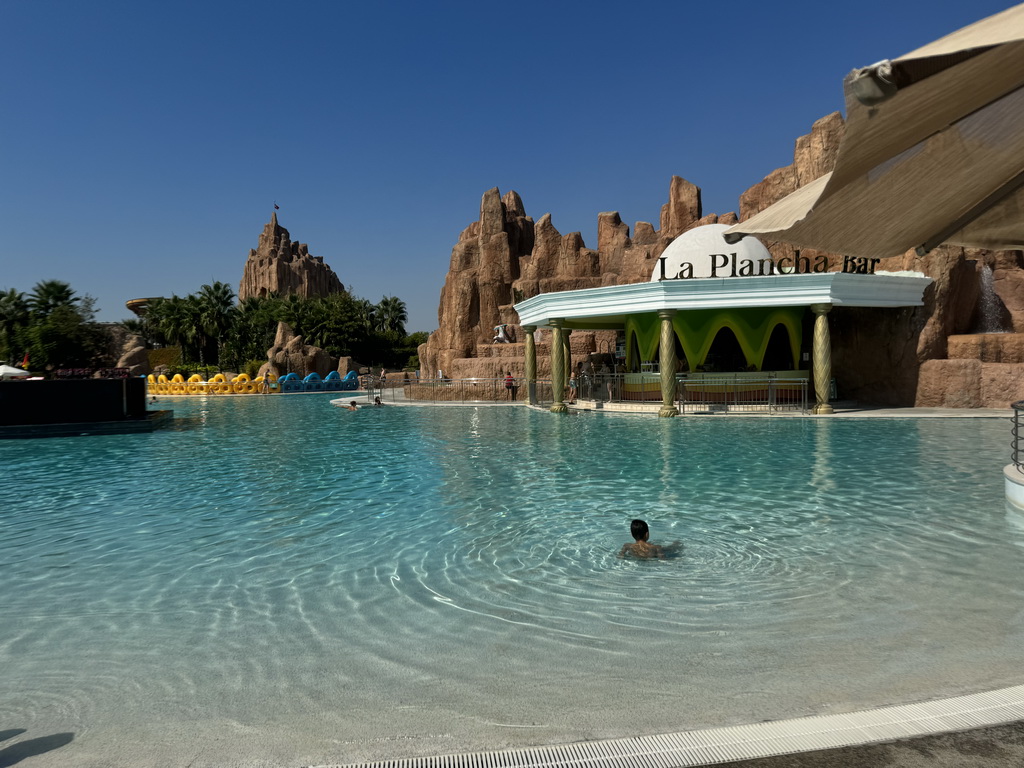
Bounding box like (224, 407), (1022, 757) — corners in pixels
(315, 683), (1024, 768)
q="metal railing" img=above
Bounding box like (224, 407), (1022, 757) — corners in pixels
(54, 367), (131, 380)
(369, 374), (808, 412)
(369, 377), (555, 405)
(678, 374), (809, 413)
(1012, 401), (1024, 470)
(579, 373), (809, 413)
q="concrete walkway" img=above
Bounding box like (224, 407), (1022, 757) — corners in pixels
(711, 722), (1024, 768)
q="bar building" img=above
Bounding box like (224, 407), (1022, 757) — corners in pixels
(514, 225), (931, 416)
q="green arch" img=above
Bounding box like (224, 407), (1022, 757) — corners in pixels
(624, 314), (661, 369)
(623, 308), (803, 371)
(752, 312), (803, 370)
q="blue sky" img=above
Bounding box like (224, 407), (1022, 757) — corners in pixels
(1, 0), (1013, 332)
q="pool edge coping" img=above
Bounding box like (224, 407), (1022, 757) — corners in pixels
(319, 683), (1024, 768)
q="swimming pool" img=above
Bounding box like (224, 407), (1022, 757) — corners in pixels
(2, 397), (1022, 766)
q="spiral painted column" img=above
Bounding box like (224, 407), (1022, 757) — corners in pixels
(523, 325), (537, 405)
(550, 320), (567, 413)
(810, 303), (834, 415)
(562, 328), (572, 397)
(658, 309), (679, 417)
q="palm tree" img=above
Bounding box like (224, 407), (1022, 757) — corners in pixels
(355, 298), (377, 335)
(224, 296), (272, 367)
(196, 281), (236, 365)
(376, 295), (408, 336)
(149, 295), (199, 363)
(0, 288), (29, 360)
(27, 280), (78, 318)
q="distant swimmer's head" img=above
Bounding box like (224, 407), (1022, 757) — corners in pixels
(630, 519), (649, 542)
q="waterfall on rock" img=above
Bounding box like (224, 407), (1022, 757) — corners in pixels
(977, 265), (1008, 333)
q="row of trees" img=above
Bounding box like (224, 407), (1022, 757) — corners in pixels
(0, 280), (112, 370)
(124, 282), (424, 373)
(0, 279), (427, 374)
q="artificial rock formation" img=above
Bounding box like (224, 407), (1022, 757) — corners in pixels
(421, 110), (1024, 407)
(262, 322), (332, 379)
(419, 177), (720, 381)
(740, 113), (1024, 407)
(239, 213), (344, 301)
(116, 334), (151, 377)
(707, 109), (1024, 408)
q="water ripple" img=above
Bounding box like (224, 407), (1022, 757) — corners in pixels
(1, 400), (1022, 764)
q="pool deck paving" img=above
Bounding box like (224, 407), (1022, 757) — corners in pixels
(710, 722), (1024, 767)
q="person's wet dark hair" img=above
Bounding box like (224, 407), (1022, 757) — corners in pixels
(630, 519), (649, 541)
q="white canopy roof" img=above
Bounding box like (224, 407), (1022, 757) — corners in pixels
(515, 272), (931, 329)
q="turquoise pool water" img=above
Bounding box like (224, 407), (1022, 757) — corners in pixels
(3, 397), (1023, 766)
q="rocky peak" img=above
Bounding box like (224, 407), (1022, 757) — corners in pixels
(239, 213), (344, 301)
(419, 176), (712, 379)
(660, 176), (703, 239)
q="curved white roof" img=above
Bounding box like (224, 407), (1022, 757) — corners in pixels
(515, 272), (932, 329)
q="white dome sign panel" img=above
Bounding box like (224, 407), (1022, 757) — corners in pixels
(650, 224), (882, 281)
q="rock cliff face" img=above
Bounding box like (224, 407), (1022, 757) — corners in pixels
(418, 178), (731, 380)
(421, 111), (1024, 407)
(116, 334), (151, 377)
(239, 213), (344, 301)
(742, 112), (1024, 407)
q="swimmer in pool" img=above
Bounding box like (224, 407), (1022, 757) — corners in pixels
(333, 401), (358, 411)
(618, 519), (673, 559)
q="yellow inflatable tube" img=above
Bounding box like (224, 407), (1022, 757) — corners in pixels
(208, 373), (231, 394)
(148, 372), (280, 396)
(231, 373), (254, 394)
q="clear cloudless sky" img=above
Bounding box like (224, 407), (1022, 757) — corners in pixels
(1, 0), (1014, 332)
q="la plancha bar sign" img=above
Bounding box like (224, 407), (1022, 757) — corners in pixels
(657, 253), (881, 280)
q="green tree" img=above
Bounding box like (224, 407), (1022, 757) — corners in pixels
(196, 281), (237, 365)
(24, 298), (108, 370)
(354, 298), (377, 335)
(376, 295), (408, 336)
(27, 280), (78, 318)
(146, 285), (415, 373)
(0, 288), (29, 362)
(280, 294), (321, 340)
(148, 295), (200, 363)
(223, 295), (279, 368)
(308, 292), (373, 359)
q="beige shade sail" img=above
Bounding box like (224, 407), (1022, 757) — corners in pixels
(724, 3), (1024, 257)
